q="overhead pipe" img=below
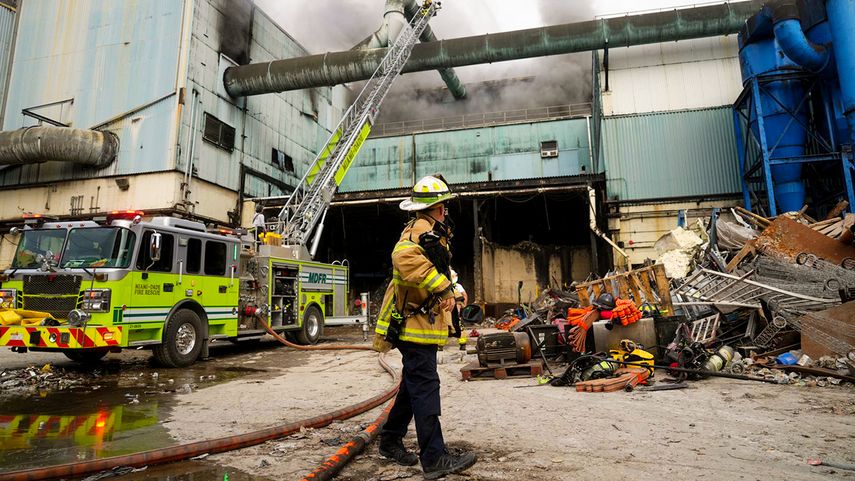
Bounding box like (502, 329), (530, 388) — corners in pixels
(224, 1), (771, 97)
(826, 0), (855, 144)
(771, 1), (831, 73)
(0, 126), (118, 167)
(352, 0), (466, 99)
(402, 0), (466, 99)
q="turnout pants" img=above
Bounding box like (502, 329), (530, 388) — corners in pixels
(382, 341), (445, 468)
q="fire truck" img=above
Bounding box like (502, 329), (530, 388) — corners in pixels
(0, 212), (363, 367)
(0, 1), (440, 367)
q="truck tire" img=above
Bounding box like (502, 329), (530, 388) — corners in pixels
(153, 309), (204, 367)
(63, 349), (109, 363)
(296, 306), (323, 345)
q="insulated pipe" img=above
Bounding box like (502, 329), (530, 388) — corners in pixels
(771, 1), (831, 73)
(224, 1), (770, 97)
(0, 126), (118, 167)
(402, 0), (466, 99)
(826, 0), (855, 144)
(354, 0), (466, 99)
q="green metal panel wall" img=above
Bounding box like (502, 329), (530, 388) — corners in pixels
(602, 107), (740, 202)
(341, 119), (591, 193)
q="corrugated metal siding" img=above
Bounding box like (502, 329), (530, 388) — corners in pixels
(602, 107), (741, 202)
(600, 37), (743, 116)
(183, 0), (350, 194)
(340, 118), (591, 193)
(0, 5), (14, 120)
(1, 0), (185, 186)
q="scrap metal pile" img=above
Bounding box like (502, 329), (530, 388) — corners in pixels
(461, 205), (855, 391)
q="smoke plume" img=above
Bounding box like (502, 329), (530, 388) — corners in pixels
(255, 0), (598, 122)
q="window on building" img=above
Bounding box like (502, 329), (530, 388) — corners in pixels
(186, 238), (202, 274)
(136, 231), (175, 272)
(272, 148), (294, 172)
(540, 140), (559, 158)
(203, 113), (236, 151)
(204, 241), (227, 276)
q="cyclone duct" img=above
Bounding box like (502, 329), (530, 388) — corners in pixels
(224, 0), (773, 97)
(352, 0), (466, 99)
(0, 127), (119, 168)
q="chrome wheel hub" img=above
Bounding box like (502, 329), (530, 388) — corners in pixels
(176, 323), (197, 355)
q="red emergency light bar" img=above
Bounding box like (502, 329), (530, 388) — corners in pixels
(107, 210), (144, 222)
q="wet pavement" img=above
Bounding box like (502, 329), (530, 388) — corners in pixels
(0, 339), (293, 479)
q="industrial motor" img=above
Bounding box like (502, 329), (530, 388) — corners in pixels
(476, 332), (532, 367)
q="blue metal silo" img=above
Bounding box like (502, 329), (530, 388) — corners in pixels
(733, 0), (855, 217)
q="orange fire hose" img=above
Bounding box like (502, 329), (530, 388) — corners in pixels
(0, 321), (400, 481)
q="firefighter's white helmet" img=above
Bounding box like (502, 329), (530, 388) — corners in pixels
(399, 175), (455, 211)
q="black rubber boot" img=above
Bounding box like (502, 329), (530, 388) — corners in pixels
(378, 437), (419, 466)
(423, 451), (477, 479)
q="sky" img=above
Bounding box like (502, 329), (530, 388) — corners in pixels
(252, 0), (723, 120)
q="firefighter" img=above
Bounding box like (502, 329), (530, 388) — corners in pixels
(374, 174), (477, 479)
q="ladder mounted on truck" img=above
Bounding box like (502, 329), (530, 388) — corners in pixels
(275, 0), (441, 253)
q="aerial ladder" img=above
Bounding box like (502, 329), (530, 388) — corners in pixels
(274, 0), (441, 258)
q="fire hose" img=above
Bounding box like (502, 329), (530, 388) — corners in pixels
(0, 320), (400, 481)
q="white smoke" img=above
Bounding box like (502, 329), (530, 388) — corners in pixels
(253, 0), (690, 122)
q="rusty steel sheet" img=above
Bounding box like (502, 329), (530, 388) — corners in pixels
(753, 217), (855, 265)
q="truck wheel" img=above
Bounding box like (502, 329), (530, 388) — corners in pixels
(296, 306), (323, 345)
(153, 309), (204, 367)
(63, 349), (109, 363)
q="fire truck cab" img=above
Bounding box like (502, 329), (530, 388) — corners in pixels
(0, 212), (366, 367)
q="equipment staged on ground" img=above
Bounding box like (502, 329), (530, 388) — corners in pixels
(1, 0), (855, 480)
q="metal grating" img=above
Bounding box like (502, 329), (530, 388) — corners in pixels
(23, 295), (79, 320)
(23, 275), (82, 295)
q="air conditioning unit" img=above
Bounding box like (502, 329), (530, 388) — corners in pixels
(540, 140), (558, 158)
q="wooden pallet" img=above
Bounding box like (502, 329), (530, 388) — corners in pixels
(460, 359), (542, 381)
(574, 264), (673, 314)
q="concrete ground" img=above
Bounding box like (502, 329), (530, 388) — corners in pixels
(0, 328), (853, 481)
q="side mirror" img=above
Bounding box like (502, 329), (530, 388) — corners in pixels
(149, 232), (162, 262)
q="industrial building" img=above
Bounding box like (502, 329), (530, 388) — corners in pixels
(0, 0), (852, 308)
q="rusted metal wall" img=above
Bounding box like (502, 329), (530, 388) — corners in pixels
(182, 0), (351, 198)
(340, 117), (591, 193)
(1, 0), (186, 188)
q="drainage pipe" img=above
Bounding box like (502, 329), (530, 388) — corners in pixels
(224, 0), (770, 97)
(771, 1), (831, 73)
(0, 126), (118, 168)
(826, 0), (855, 144)
(0, 327), (397, 481)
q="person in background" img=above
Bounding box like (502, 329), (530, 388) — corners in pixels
(448, 268), (467, 338)
(252, 204), (266, 244)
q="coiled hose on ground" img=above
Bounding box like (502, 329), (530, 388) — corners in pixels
(0, 321), (399, 481)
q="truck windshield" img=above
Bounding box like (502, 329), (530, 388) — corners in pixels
(61, 227), (136, 269)
(11, 229), (67, 269)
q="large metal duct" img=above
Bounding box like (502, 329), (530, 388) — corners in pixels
(0, 126), (119, 167)
(224, 0), (771, 97)
(352, 0), (466, 99)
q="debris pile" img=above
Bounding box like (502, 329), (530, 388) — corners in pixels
(460, 204), (855, 393)
(0, 364), (86, 393)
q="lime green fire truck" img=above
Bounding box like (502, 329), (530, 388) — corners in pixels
(0, 211), (366, 367)
(0, 1), (442, 367)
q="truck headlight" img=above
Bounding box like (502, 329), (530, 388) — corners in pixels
(81, 289), (111, 313)
(0, 289), (16, 309)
